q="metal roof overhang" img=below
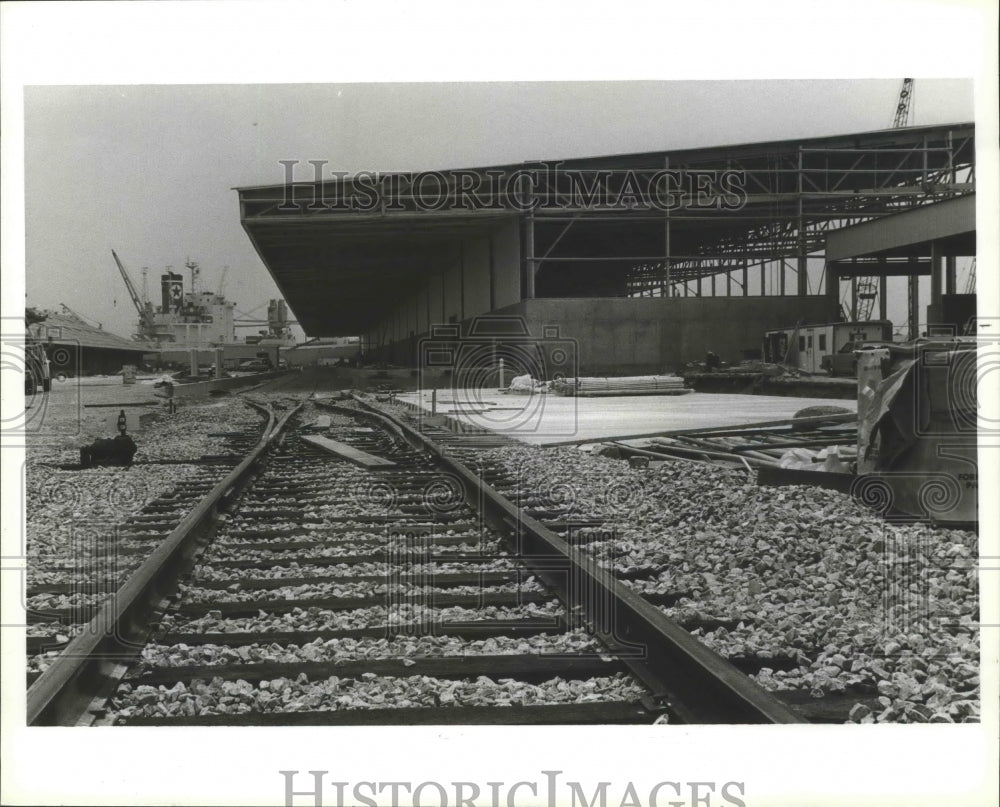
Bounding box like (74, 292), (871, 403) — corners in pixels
(239, 122), (974, 336)
(826, 193), (975, 263)
(241, 210), (516, 335)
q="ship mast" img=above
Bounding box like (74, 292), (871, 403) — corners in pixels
(185, 258), (200, 295)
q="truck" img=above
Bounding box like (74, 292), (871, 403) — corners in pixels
(763, 320), (892, 375)
(820, 340), (893, 377)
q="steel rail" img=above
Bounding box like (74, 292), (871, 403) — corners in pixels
(26, 401), (301, 726)
(541, 412), (858, 448)
(335, 397), (805, 724)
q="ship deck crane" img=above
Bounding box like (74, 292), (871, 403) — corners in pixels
(112, 249), (155, 339)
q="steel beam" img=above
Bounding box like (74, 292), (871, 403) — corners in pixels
(829, 259), (931, 277)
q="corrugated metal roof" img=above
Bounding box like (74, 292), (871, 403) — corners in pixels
(28, 313), (150, 353)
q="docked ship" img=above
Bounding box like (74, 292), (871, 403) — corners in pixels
(113, 250), (295, 366)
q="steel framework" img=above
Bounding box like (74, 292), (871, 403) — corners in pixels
(618, 126), (973, 299)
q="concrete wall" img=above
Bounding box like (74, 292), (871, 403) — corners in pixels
(372, 294), (837, 373)
(498, 296), (838, 374)
(363, 217), (840, 373)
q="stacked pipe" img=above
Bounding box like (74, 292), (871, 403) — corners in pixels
(553, 375), (691, 397)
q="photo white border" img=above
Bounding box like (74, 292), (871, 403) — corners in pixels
(2, 2), (998, 806)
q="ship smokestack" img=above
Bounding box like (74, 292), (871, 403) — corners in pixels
(161, 272), (183, 312)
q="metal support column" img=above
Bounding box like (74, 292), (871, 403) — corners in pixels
(824, 260), (838, 300)
(489, 231), (496, 310)
(907, 258), (920, 339)
(459, 241), (466, 320)
(797, 148), (808, 296)
(411, 290), (418, 339)
(945, 256), (957, 296)
(879, 275), (888, 321)
(663, 156), (672, 298)
(426, 260), (432, 331)
(930, 243), (943, 309)
(524, 216), (535, 300)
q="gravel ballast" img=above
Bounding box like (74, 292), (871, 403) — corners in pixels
(112, 672), (645, 717)
(475, 443), (979, 724)
(24, 388), (267, 657)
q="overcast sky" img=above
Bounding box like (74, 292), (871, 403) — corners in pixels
(23, 79), (974, 340)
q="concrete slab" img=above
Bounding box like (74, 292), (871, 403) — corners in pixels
(396, 389), (857, 446)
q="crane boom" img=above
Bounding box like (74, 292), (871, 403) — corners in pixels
(112, 250), (144, 315)
(112, 249), (154, 337)
(892, 78), (914, 128)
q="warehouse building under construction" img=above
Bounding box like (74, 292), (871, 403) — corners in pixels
(238, 123), (975, 373)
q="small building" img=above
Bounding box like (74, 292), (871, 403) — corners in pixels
(763, 320), (892, 374)
(28, 312), (151, 377)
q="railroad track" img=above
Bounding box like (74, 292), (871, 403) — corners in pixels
(27, 396), (805, 726)
(25, 402), (272, 677)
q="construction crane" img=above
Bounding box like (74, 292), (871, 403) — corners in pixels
(892, 78), (915, 128)
(853, 79), (916, 322)
(112, 249), (155, 339)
